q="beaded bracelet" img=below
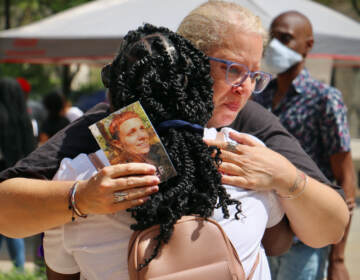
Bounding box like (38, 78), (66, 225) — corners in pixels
(68, 181), (88, 221)
(276, 170), (308, 199)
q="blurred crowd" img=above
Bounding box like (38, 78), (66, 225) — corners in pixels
(0, 76), (84, 271)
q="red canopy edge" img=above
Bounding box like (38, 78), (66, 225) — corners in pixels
(0, 55), (114, 65)
(308, 53), (360, 61)
(0, 37), (122, 65)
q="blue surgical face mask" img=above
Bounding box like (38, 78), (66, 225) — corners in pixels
(264, 38), (303, 75)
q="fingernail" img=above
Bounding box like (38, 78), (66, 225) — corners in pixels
(153, 177), (160, 184)
(150, 186), (159, 192)
(148, 166), (156, 172)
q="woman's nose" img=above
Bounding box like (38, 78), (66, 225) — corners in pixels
(138, 132), (148, 140)
(231, 77), (253, 95)
(231, 84), (241, 95)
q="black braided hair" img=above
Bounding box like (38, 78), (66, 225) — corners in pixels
(102, 24), (242, 268)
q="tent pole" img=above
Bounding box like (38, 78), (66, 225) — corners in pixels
(5, 0), (10, 29)
(62, 65), (71, 99)
(352, 0), (360, 16)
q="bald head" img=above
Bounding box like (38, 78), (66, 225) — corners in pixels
(272, 11), (313, 38)
(270, 11), (314, 58)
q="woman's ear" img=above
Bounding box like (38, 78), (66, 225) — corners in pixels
(101, 64), (112, 88)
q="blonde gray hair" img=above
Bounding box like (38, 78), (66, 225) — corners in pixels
(177, 0), (268, 54)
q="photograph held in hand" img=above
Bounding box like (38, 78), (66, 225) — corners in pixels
(89, 101), (177, 183)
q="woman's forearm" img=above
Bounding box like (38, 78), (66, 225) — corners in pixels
(279, 176), (349, 247)
(0, 163), (160, 238)
(0, 178), (73, 238)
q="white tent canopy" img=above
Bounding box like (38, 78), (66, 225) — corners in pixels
(1, 0), (359, 64)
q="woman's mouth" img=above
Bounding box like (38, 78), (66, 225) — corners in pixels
(225, 103), (241, 112)
(137, 141), (149, 148)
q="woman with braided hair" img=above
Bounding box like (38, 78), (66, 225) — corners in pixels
(42, 24), (283, 279)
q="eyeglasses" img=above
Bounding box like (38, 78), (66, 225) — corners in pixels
(208, 57), (272, 94)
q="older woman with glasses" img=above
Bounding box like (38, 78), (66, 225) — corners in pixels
(0, 1), (349, 277)
(177, 0), (348, 251)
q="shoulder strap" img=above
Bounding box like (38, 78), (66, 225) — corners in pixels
(246, 252), (260, 280)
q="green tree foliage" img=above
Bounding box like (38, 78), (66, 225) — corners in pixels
(0, 63), (61, 99)
(313, 0), (360, 21)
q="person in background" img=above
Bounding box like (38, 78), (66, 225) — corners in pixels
(64, 99), (83, 123)
(253, 10), (356, 280)
(16, 77), (45, 140)
(16, 77), (46, 268)
(39, 91), (70, 144)
(0, 77), (36, 271)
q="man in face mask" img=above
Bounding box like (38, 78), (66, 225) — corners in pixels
(253, 11), (356, 280)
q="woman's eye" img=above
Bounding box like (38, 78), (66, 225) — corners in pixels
(228, 68), (240, 75)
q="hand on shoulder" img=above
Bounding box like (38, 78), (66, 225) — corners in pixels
(76, 163), (160, 215)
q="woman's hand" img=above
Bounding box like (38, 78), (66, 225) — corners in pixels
(204, 131), (297, 194)
(205, 131), (349, 247)
(76, 163), (160, 215)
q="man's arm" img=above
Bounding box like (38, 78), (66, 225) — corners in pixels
(328, 151), (356, 280)
(262, 217), (293, 256)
